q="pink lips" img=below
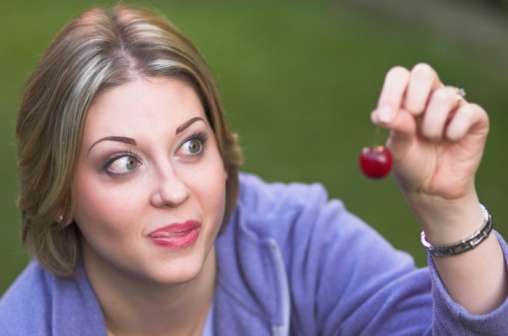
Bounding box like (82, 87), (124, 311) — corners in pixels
(148, 220), (201, 248)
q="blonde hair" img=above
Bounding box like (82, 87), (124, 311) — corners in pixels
(16, 5), (243, 277)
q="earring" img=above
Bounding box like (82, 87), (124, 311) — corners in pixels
(59, 215), (64, 223)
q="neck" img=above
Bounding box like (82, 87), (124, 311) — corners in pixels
(83, 245), (216, 336)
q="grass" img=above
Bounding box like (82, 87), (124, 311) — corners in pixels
(1, 0), (507, 294)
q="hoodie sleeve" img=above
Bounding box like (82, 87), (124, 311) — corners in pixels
(428, 231), (508, 335)
(239, 174), (508, 335)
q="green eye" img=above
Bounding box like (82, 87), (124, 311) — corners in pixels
(125, 157), (138, 170)
(184, 139), (203, 155)
(178, 132), (208, 156)
(106, 155), (140, 176)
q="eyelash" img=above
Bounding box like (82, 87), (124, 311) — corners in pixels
(102, 149), (141, 177)
(100, 131), (209, 178)
(178, 131), (209, 155)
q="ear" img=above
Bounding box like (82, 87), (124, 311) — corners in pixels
(55, 209), (73, 226)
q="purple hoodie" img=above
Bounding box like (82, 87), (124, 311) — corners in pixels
(1, 173), (507, 335)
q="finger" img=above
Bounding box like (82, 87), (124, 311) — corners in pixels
(445, 103), (489, 142)
(386, 110), (417, 160)
(371, 107), (417, 161)
(373, 66), (410, 124)
(404, 63), (441, 115)
(421, 86), (464, 140)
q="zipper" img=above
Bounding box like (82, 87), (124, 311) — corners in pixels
(268, 239), (290, 336)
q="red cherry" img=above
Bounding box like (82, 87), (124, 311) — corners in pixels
(359, 146), (392, 179)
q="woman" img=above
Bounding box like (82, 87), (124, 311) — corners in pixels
(0, 4), (507, 335)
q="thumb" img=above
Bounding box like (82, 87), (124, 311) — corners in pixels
(371, 105), (417, 161)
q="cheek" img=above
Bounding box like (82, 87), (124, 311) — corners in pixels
(73, 173), (139, 241)
(193, 166), (228, 223)
(210, 176), (228, 218)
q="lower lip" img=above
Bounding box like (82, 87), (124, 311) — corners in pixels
(148, 223), (201, 249)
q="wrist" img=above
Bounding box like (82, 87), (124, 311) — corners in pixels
(421, 204), (493, 257)
(406, 192), (484, 245)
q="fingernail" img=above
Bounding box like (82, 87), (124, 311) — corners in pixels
(377, 105), (394, 123)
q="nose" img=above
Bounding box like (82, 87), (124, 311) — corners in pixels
(150, 165), (190, 208)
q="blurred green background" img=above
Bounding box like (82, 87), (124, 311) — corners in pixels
(1, 0), (507, 294)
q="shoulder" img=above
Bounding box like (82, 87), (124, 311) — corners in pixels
(230, 174), (414, 277)
(0, 260), (105, 335)
(218, 174), (429, 334)
(0, 260), (54, 312)
(231, 173), (375, 243)
(232, 173), (407, 254)
(237, 172), (335, 220)
(0, 260), (54, 334)
(229, 173), (383, 256)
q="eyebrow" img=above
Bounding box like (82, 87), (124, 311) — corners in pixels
(176, 117), (205, 134)
(88, 136), (136, 154)
(87, 117), (205, 154)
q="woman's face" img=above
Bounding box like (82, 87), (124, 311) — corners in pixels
(73, 76), (227, 285)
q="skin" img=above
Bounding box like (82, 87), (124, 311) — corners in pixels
(372, 63), (508, 314)
(73, 76), (227, 335)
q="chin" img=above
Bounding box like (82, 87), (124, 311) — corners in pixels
(137, 247), (214, 286)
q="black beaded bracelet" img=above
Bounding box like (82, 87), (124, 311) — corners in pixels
(420, 204), (493, 257)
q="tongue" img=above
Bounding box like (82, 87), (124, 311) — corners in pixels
(150, 231), (170, 238)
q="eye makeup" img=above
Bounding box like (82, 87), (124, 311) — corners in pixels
(101, 149), (142, 178)
(177, 131), (209, 157)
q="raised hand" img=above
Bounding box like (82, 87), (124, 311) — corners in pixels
(371, 63), (489, 202)
(371, 64), (506, 315)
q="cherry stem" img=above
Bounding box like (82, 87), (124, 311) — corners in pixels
(372, 125), (382, 148)
(372, 125), (391, 149)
